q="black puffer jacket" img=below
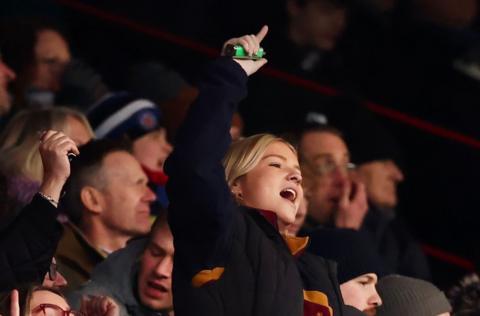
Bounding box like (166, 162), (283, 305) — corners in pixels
(165, 58), (363, 316)
(0, 194), (62, 290)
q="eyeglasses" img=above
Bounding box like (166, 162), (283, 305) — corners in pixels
(302, 158), (356, 177)
(48, 262), (57, 282)
(31, 303), (84, 316)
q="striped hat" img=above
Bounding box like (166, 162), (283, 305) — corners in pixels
(87, 92), (162, 140)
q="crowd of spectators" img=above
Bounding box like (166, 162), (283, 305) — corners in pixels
(0, 0), (479, 315)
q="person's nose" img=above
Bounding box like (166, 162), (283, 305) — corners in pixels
(369, 288), (382, 307)
(154, 256), (173, 279)
(163, 141), (173, 155)
(331, 165), (349, 186)
(388, 160), (404, 182)
(287, 169), (302, 184)
(144, 185), (157, 202)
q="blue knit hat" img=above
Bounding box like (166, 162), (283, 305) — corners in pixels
(87, 92), (162, 140)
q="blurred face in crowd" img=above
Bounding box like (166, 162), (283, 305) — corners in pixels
(31, 29), (71, 92)
(340, 273), (382, 315)
(95, 151), (156, 238)
(0, 59), (16, 115)
(299, 131), (351, 224)
(133, 128), (173, 173)
(29, 289), (72, 316)
(137, 221), (174, 312)
(42, 257), (68, 289)
(414, 0), (477, 28)
(232, 141), (303, 231)
(287, 0), (347, 51)
(355, 160), (404, 209)
(230, 112), (244, 141)
(64, 115), (93, 146)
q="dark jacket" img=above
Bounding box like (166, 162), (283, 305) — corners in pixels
(165, 58), (360, 316)
(55, 222), (107, 295)
(0, 194), (62, 291)
(361, 206), (431, 280)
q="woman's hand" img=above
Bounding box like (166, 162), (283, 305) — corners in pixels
(222, 25), (269, 76)
(38, 130), (79, 206)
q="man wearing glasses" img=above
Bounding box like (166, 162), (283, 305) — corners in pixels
(298, 122), (429, 279)
(299, 124), (368, 232)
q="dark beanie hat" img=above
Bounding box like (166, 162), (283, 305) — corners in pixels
(376, 275), (452, 316)
(87, 92), (162, 140)
(308, 228), (387, 283)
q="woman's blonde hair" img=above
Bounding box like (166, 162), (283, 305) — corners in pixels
(223, 133), (297, 188)
(0, 107), (93, 182)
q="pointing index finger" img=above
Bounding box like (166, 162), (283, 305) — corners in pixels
(255, 25), (269, 43)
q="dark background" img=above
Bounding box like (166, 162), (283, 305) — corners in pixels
(2, 0), (479, 289)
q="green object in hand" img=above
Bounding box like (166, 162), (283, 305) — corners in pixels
(224, 44), (266, 60)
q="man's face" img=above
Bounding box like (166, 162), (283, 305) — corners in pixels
(0, 59), (16, 115)
(32, 29), (71, 91)
(133, 128), (173, 173)
(340, 273), (382, 315)
(98, 151), (156, 237)
(137, 222), (174, 312)
(300, 131), (350, 224)
(289, 0), (347, 50)
(355, 160), (404, 209)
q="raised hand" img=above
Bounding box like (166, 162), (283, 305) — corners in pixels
(334, 179), (369, 230)
(222, 25), (269, 76)
(38, 130), (79, 206)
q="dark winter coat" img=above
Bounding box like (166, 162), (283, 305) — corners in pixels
(165, 57), (363, 316)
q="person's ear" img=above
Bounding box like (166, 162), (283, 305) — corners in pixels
(80, 186), (104, 214)
(231, 180), (244, 203)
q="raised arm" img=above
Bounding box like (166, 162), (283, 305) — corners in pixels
(165, 27), (268, 272)
(0, 131), (78, 290)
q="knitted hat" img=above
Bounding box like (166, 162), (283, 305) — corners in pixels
(87, 92), (162, 140)
(308, 228), (388, 283)
(376, 275), (452, 316)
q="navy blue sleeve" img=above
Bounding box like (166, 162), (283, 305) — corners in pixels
(165, 58), (248, 276)
(0, 194), (63, 290)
